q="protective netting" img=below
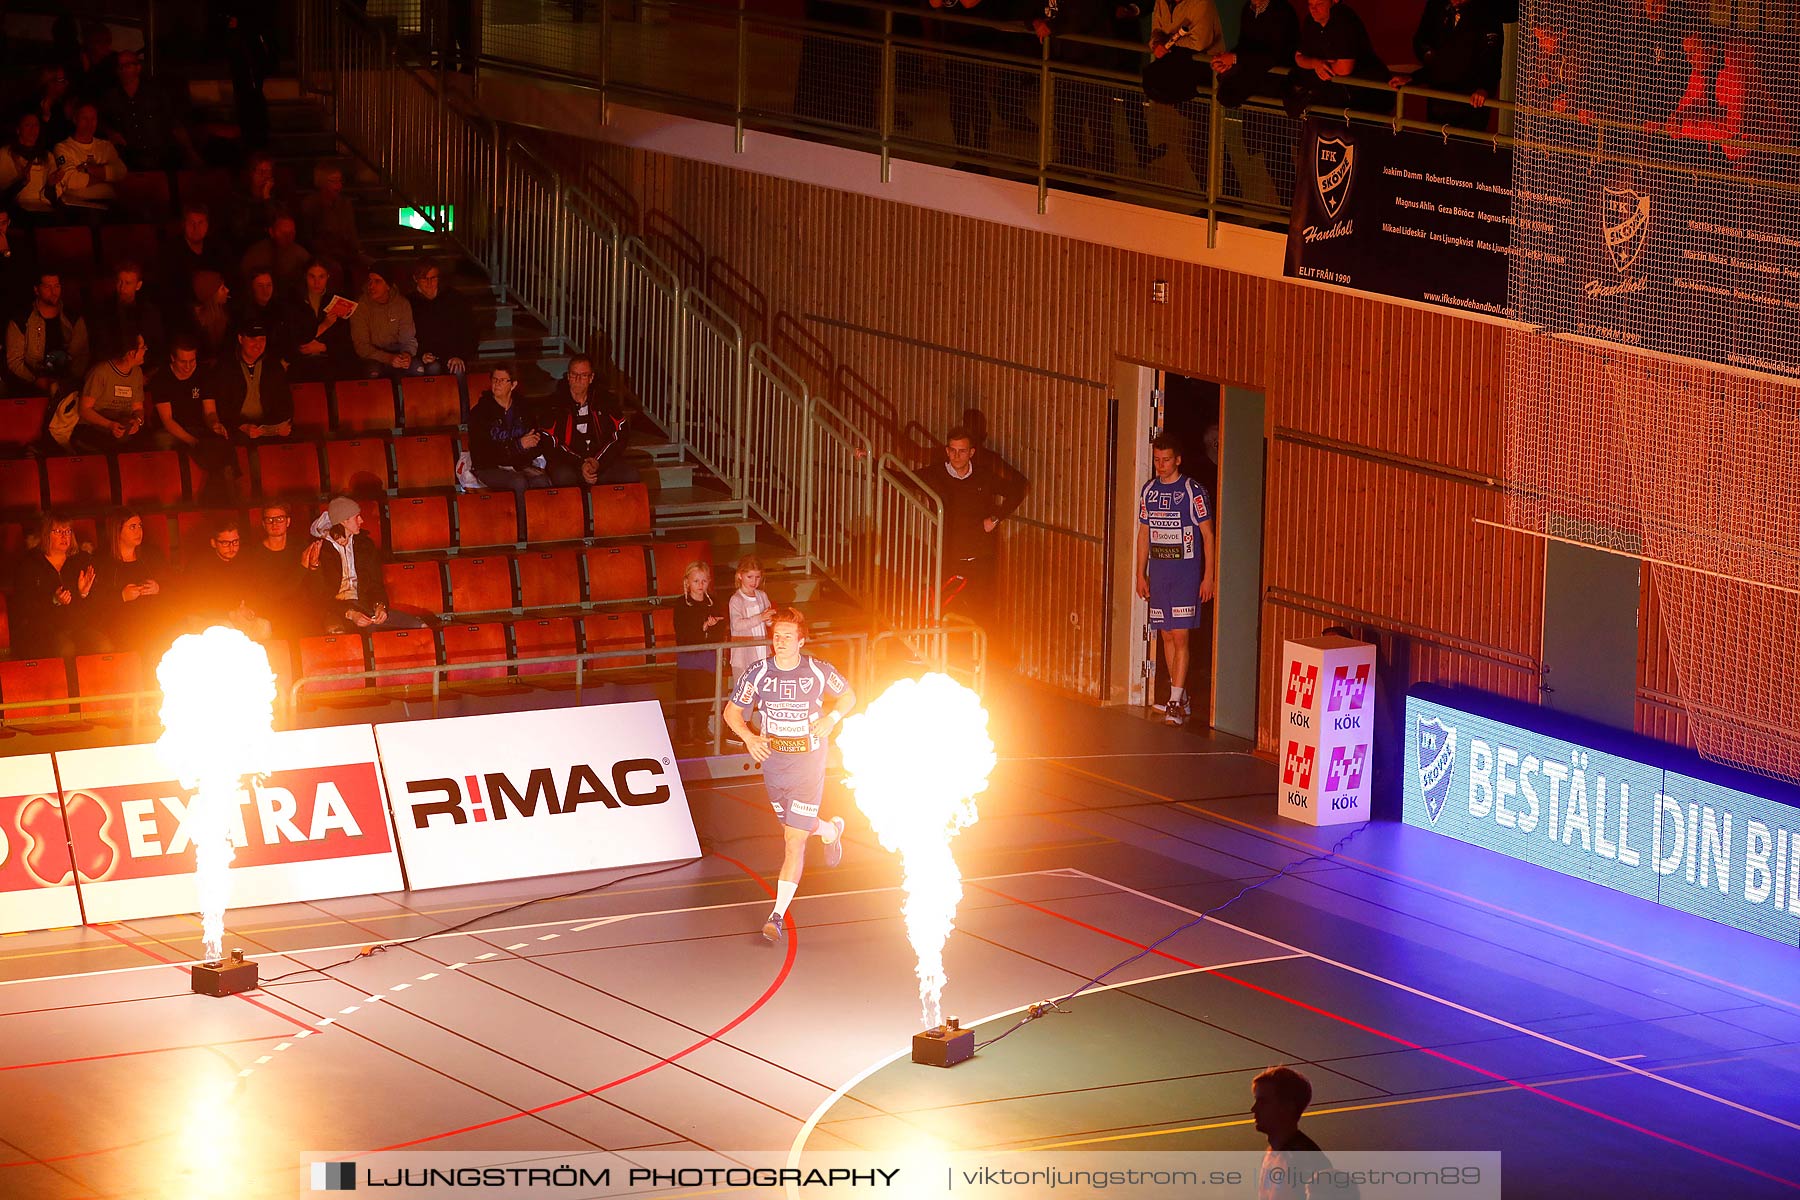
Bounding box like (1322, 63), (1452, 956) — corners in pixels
(1504, 1), (1800, 780)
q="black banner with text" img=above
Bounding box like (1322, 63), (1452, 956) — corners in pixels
(1285, 121), (1517, 319)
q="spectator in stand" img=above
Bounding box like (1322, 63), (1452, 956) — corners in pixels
(728, 554), (775, 681)
(1213, 0), (1300, 109)
(156, 203), (230, 324)
(231, 153), (289, 252)
(150, 336), (239, 502)
(92, 507), (167, 655)
(1035, 0), (1123, 177)
(349, 263), (421, 378)
(240, 210), (311, 295)
(0, 212), (31, 317)
(210, 322), (293, 442)
(246, 500), (310, 638)
(214, 0), (274, 151)
(1285, 0), (1388, 119)
(468, 364), (553, 508)
(67, 22), (118, 102)
(99, 48), (200, 172)
(52, 100), (127, 212)
(1525, 15), (1592, 125)
(27, 67), (76, 147)
(538, 354), (635, 485)
(180, 513), (267, 635)
(922, 424), (1025, 632)
(237, 267), (305, 367)
(70, 331), (150, 454)
(187, 270), (235, 362)
(289, 256), (355, 380)
(1599, 0), (1697, 134)
(671, 560), (728, 746)
(302, 495), (430, 632)
(88, 260), (165, 364)
(1659, 36), (1790, 164)
(1389, 0), (1506, 132)
(1141, 0), (1227, 107)
(299, 162), (363, 279)
(1112, 2), (1166, 167)
(10, 512), (98, 659)
(0, 112), (59, 221)
(6, 271), (89, 398)
(410, 258), (477, 376)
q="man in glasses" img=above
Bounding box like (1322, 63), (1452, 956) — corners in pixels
(539, 353), (635, 485)
(412, 257), (477, 376)
(247, 500), (309, 638)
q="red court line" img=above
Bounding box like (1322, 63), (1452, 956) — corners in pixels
(970, 881), (1800, 1193)
(1, 1035), (283, 1073)
(100, 921), (313, 1033)
(373, 848), (795, 1151)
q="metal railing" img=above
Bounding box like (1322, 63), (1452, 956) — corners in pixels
(299, 0), (948, 659)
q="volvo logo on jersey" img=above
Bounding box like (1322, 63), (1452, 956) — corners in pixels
(375, 703), (700, 890)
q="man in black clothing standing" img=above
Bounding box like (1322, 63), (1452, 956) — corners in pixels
(924, 425), (1026, 633)
(1284, 0), (1387, 119)
(1390, 0), (1507, 131)
(1213, 0), (1300, 109)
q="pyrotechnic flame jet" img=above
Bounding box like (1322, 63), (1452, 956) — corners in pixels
(156, 628), (276, 963)
(839, 674), (995, 1027)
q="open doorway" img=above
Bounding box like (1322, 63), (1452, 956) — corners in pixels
(1151, 372), (1220, 727)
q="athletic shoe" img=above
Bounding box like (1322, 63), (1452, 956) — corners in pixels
(823, 816), (847, 868)
(761, 910), (785, 944)
(1165, 698), (1189, 727)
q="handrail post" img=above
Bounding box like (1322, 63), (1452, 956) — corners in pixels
(551, 174), (569, 341)
(492, 137), (509, 291)
(1037, 37), (1053, 214)
(734, 0), (748, 153)
(879, 9), (895, 184)
(599, 0), (612, 122)
(1206, 87), (1224, 249)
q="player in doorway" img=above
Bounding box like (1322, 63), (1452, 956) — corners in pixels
(722, 607), (857, 944)
(1135, 433), (1217, 726)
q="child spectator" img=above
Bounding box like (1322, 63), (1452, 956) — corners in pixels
(728, 554), (775, 681)
(671, 560), (727, 746)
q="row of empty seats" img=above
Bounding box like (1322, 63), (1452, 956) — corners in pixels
(0, 376), (485, 457)
(0, 610), (719, 723)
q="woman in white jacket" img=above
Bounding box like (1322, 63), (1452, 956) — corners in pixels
(0, 112), (57, 217)
(52, 101), (126, 209)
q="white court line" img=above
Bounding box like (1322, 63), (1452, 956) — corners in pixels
(1060, 867), (1800, 1136)
(784, 953), (1305, 1169)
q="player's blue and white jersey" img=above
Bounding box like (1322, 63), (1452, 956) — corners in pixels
(1138, 475), (1213, 562)
(729, 654), (850, 752)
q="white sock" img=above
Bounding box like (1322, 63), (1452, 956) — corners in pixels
(1170, 687), (1186, 704)
(774, 880), (798, 916)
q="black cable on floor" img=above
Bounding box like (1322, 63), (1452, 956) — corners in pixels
(973, 823), (1370, 1050)
(257, 855), (706, 986)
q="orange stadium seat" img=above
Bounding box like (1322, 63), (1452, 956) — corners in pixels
(325, 438), (390, 497)
(441, 622), (508, 681)
(0, 456), (42, 512)
(333, 379), (397, 432)
(290, 383), (331, 435)
(116, 449), (185, 507)
(99, 223), (162, 269)
(174, 168), (234, 211)
(447, 556), (514, 616)
(297, 635), (367, 695)
(590, 483), (651, 539)
(138, 512), (171, 559)
(454, 491), (517, 548)
(370, 628), (438, 688)
(392, 433), (456, 491)
(254, 441), (323, 499)
(0, 594), (9, 657)
(388, 496), (451, 553)
(400, 376), (462, 429)
(33, 226), (96, 278)
(582, 612), (648, 668)
(74, 652), (144, 716)
(0, 658), (71, 721)
(463, 372), (491, 405)
(649, 607), (679, 664)
(112, 172), (171, 221)
(517, 549), (582, 610)
(0, 396), (49, 450)
(355, 497), (383, 545)
(381, 561), (446, 618)
(583, 544), (649, 603)
(514, 616), (579, 677)
(524, 487), (584, 543)
(650, 539), (710, 596)
(46, 455), (114, 508)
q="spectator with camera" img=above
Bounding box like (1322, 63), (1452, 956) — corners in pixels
(6, 270), (89, 398)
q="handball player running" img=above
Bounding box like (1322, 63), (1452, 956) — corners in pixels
(722, 607), (856, 943)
